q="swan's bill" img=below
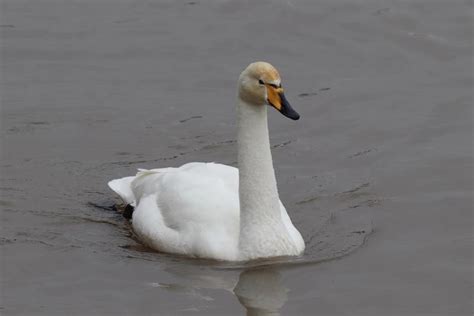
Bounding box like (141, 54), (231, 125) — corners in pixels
(266, 86), (300, 121)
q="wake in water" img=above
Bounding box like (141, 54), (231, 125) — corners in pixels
(91, 179), (375, 269)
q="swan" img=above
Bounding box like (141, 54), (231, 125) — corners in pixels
(108, 62), (305, 261)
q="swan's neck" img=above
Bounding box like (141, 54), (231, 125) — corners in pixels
(237, 99), (285, 257)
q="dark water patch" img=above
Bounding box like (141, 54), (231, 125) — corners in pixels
(347, 198), (381, 209)
(272, 140), (293, 149)
(340, 182), (370, 194)
(109, 159), (156, 166)
(28, 121), (50, 125)
(6, 121), (51, 135)
(119, 244), (155, 252)
(179, 115), (203, 123)
(86, 201), (117, 212)
(298, 88), (330, 97)
(2, 207), (59, 218)
(124, 254), (156, 262)
(348, 148), (376, 158)
(201, 139), (236, 150)
(297, 182), (373, 205)
(296, 195), (320, 205)
(0, 200), (14, 207)
(298, 92), (318, 97)
(115, 151), (131, 156)
(0, 24), (15, 28)
(168, 144), (188, 150)
(0, 237), (16, 245)
(373, 8), (390, 16)
(86, 200), (135, 223)
(10, 238), (56, 247)
(70, 215), (122, 227)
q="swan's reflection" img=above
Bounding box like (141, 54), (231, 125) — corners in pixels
(155, 260), (287, 315)
(234, 268), (288, 316)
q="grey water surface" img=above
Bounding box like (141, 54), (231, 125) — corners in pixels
(1, 0), (472, 315)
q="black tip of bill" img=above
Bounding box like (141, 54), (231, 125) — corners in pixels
(279, 92), (300, 120)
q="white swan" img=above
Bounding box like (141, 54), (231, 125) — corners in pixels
(108, 62), (305, 261)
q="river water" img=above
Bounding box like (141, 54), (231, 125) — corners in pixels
(1, 0), (472, 315)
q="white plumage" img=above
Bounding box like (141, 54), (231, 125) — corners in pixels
(109, 62), (305, 261)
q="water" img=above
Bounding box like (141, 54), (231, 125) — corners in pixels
(1, 0), (472, 315)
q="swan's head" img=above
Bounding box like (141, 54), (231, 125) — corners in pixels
(238, 61), (300, 120)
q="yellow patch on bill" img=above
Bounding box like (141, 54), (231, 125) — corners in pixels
(266, 86), (284, 110)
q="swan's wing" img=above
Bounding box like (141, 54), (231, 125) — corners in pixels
(152, 162), (240, 233)
(108, 162), (240, 260)
(136, 162), (240, 260)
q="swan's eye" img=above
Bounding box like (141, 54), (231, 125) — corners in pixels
(258, 79), (264, 85)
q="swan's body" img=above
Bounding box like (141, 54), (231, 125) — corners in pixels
(109, 62), (305, 261)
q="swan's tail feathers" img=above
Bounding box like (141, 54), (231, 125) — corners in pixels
(108, 176), (136, 205)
